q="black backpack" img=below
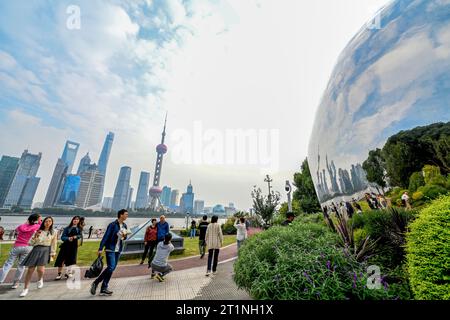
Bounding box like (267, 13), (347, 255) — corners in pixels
(84, 256), (104, 278)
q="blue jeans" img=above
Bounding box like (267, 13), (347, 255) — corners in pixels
(94, 251), (120, 290)
(190, 228), (196, 238)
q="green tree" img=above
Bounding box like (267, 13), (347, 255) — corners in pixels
(293, 159), (321, 213)
(362, 148), (387, 191)
(408, 172), (425, 193)
(251, 186), (280, 228)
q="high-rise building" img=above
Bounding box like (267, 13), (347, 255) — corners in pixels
(58, 175), (81, 206)
(194, 200), (204, 215)
(112, 166), (131, 211)
(102, 197), (113, 211)
(3, 150), (42, 209)
(149, 114), (168, 211)
(97, 132), (115, 200)
(126, 186), (134, 210)
(61, 141), (80, 174)
(0, 156), (19, 208)
(180, 181), (194, 214)
(170, 189), (179, 207)
(135, 171), (150, 210)
(77, 152), (91, 175)
(76, 164), (105, 208)
(43, 158), (68, 208)
(161, 186), (171, 207)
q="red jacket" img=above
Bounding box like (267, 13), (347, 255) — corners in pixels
(144, 226), (158, 242)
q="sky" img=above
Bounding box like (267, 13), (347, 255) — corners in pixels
(0, 0), (389, 210)
(308, 0), (450, 202)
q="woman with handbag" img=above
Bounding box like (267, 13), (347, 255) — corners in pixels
(54, 216), (82, 280)
(19, 216), (58, 297)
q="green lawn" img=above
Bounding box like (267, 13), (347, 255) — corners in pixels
(0, 235), (236, 267)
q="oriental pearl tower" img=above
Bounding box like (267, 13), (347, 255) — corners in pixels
(149, 113), (168, 211)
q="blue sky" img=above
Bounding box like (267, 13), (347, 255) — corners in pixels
(0, 0), (389, 209)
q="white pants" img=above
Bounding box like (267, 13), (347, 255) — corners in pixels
(0, 246), (32, 283)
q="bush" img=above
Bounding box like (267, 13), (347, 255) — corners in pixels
(406, 195), (450, 300)
(412, 191), (424, 201)
(417, 184), (448, 200)
(422, 165), (442, 185)
(221, 218), (237, 235)
(409, 172), (425, 193)
(233, 220), (391, 300)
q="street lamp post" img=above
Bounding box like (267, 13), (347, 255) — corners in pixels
(285, 180), (292, 212)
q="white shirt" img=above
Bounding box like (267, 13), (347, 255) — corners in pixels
(115, 223), (126, 252)
(234, 221), (248, 241)
(401, 194), (409, 201)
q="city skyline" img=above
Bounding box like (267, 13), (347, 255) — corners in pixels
(0, 0), (389, 210)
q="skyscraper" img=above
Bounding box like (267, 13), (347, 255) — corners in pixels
(112, 166), (131, 211)
(61, 141), (80, 174)
(58, 175), (81, 206)
(170, 189), (179, 207)
(75, 164), (105, 208)
(149, 114), (168, 211)
(126, 186), (134, 210)
(135, 171), (150, 210)
(3, 150), (42, 209)
(43, 158), (68, 208)
(161, 186), (171, 207)
(97, 132), (115, 200)
(0, 156), (19, 208)
(102, 197), (113, 211)
(194, 200), (205, 215)
(180, 181), (194, 214)
(77, 152), (91, 175)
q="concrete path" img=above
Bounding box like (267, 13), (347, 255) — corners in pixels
(0, 259), (251, 300)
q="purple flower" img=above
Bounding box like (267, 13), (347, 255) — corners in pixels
(352, 272), (358, 289)
(303, 272), (313, 284)
(326, 260), (331, 270)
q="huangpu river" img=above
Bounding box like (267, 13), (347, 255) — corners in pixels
(0, 215), (227, 232)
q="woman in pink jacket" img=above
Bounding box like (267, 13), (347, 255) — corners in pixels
(0, 213), (41, 289)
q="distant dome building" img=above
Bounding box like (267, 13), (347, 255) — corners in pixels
(212, 204), (225, 215)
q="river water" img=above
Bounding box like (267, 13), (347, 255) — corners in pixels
(0, 215), (227, 231)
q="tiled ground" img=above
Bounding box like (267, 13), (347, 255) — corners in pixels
(0, 259), (251, 300)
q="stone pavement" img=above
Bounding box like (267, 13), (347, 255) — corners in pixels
(0, 258), (251, 300)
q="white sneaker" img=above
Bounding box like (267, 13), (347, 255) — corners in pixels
(205, 271), (211, 277)
(11, 282), (19, 289)
(37, 279), (44, 289)
(19, 289), (29, 297)
(212, 271), (217, 275)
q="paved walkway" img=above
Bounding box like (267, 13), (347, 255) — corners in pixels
(0, 259), (251, 300)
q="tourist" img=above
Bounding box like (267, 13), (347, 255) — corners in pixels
(54, 216), (82, 280)
(281, 212), (295, 226)
(205, 215), (223, 276)
(198, 215), (209, 259)
(0, 213), (41, 289)
(141, 218), (158, 266)
(78, 217), (86, 246)
(90, 209), (130, 296)
(156, 215), (170, 243)
(345, 201), (355, 218)
(234, 217), (248, 251)
(0, 226), (4, 241)
(401, 191), (412, 210)
(19, 216), (58, 297)
(150, 233), (175, 282)
(365, 193), (375, 210)
(352, 199), (363, 214)
(88, 226), (94, 239)
(190, 219), (197, 239)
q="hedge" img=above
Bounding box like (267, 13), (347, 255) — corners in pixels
(406, 195), (450, 300)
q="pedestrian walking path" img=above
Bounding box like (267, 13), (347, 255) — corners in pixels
(0, 259), (251, 300)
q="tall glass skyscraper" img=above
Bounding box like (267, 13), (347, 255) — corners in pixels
(135, 171), (150, 210)
(77, 152), (91, 175)
(111, 166), (131, 212)
(58, 175), (81, 205)
(75, 164), (104, 208)
(3, 150), (42, 209)
(43, 158), (68, 208)
(180, 181), (194, 214)
(0, 156), (19, 208)
(61, 140), (80, 174)
(97, 132), (114, 200)
(161, 186), (171, 207)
